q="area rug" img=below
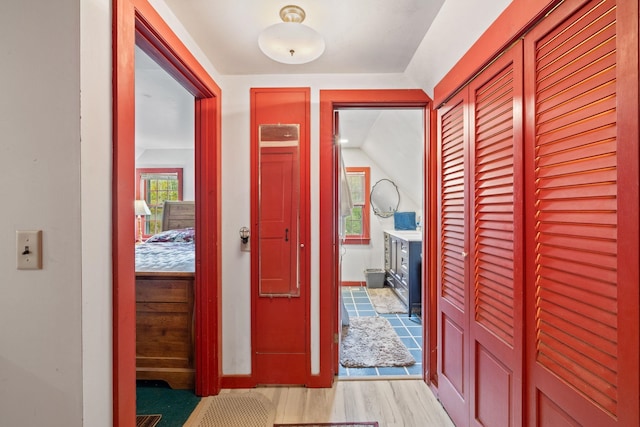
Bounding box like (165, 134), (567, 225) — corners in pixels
(366, 287), (406, 314)
(340, 316), (415, 367)
(274, 423), (378, 427)
(136, 380), (200, 427)
(188, 391), (276, 427)
(136, 415), (161, 427)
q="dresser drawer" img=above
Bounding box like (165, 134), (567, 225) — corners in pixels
(135, 273), (195, 389)
(136, 278), (193, 303)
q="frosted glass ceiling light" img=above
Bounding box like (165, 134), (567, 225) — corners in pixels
(258, 5), (325, 65)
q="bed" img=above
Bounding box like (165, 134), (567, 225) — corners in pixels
(135, 201), (196, 389)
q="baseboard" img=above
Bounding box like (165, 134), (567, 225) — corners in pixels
(220, 375), (255, 389)
(341, 281), (365, 287)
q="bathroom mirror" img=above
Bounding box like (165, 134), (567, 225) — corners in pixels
(370, 178), (400, 218)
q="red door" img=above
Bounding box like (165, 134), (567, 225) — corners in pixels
(524, 0), (639, 425)
(438, 43), (524, 427)
(437, 88), (471, 427)
(251, 89), (310, 385)
(468, 44), (524, 427)
(437, 1), (638, 425)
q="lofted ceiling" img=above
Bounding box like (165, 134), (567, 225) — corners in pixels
(160, 0), (446, 75)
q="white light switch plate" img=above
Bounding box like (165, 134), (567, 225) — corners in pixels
(16, 230), (43, 270)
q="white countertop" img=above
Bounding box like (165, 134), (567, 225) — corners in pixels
(385, 229), (423, 241)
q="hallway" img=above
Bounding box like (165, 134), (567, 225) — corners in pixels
(185, 380), (454, 427)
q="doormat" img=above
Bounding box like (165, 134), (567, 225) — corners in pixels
(274, 423), (378, 427)
(366, 287), (406, 314)
(340, 316), (415, 367)
(136, 415), (161, 427)
(188, 391), (275, 427)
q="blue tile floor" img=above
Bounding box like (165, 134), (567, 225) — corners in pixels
(339, 286), (423, 379)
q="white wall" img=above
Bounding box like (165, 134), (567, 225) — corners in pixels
(0, 1), (84, 426)
(0, 0), (512, 425)
(405, 0), (512, 97)
(361, 109), (424, 208)
(80, 0), (113, 426)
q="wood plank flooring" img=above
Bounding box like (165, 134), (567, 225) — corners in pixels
(185, 379), (454, 427)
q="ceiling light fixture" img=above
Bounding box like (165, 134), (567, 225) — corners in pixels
(258, 5), (325, 65)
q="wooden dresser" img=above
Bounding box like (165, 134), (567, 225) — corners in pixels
(135, 272), (195, 389)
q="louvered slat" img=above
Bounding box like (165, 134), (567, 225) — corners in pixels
(441, 100), (466, 311)
(474, 63), (516, 346)
(533, 0), (619, 415)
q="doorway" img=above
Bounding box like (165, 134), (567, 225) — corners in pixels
(318, 89), (436, 386)
(336, 108), (425, 379)
(113, 1), (222, 425)
(133, 45), (198, 421)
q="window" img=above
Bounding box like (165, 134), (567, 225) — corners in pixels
(136, 168), (183, 235)
(343, 167), (370, 244)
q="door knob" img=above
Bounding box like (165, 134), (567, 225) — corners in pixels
(285, 228), (289, 242)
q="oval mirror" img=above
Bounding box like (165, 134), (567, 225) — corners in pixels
(370, 179), (400, 218)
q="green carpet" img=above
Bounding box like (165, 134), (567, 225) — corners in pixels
(136, 380), (201, 427)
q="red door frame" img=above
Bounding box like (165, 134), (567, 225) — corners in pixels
(113, 0), (222, 425)
(318, 89), (435, 387)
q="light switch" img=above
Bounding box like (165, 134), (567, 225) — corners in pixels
(16, 230), (43, 270)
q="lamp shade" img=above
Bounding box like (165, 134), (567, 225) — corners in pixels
(258, 5), (325, 65)
(135, 200), (151, 216)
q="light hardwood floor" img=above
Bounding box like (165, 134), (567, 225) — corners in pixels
(186, 379), (454, 427)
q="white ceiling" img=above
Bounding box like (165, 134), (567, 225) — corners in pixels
(135, 1), (444, 155)
(135, 46), (194, 151)
(161, 0), (446, 75)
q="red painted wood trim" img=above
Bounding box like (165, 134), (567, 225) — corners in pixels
(340, 281), (365, 287)
(132, 0), (221, 96)
(319, 89), (431, 388)
(113, 1), (137, 425)
(425, 109), (439, 388)
(220, 375), (256, 389)
(114, 0), (222, 424)
(434, 0), (561, 107)
(614, 0), (639, 424)
(193, 96), (222, 397)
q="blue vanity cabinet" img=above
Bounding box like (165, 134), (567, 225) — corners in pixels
(384, 231), (422, 316)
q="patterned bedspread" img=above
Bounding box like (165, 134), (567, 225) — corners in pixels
(135, 241), (195, 273)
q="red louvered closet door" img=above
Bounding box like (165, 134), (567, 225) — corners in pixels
(524, 0), (639, 425)
(468, 44), (524, 427)
(438, 43), (525, 427)
(438, 89), (471, 427)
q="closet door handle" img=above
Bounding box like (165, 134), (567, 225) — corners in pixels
(285, 228), (289, 242)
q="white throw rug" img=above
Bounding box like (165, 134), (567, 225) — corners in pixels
(340, 316), (415, 367)
(366, 287), (407, 314)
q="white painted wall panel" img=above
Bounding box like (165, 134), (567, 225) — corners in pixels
(0, 1), (84, 426)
